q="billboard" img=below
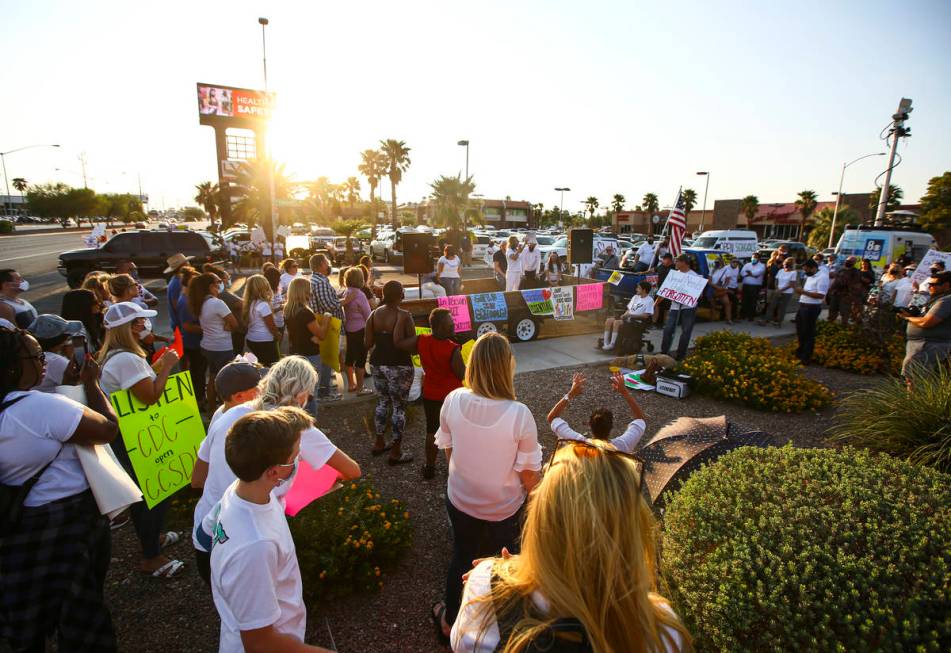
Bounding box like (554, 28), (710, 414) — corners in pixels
(197, 83), (273, 125)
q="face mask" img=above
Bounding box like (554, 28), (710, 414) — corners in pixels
(130, 269), (139, 281)
(805, 270), (816, 277)
(906, 270), (914, 277)
(274, 459), (298, 487)
(138, 318), (152, 340)
(217, 282), (225, 293)
(18, 280), (29, 292)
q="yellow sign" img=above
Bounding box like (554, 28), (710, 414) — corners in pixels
(111, 371), (206, 509)
(461, 339), (475, 365)
(319, 316), (342, 372)
(412, 327), (432, 367)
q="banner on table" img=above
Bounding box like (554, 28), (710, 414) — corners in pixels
(437, 295), (472, 332)
(521, 288), (554, 316)
(911, 249), (951, 284)
(412, 327), (432, 368)
(470, 292), (508, 322)
(575, 283), (604, 311)
(111, 371), (206, 509)
(551, 286), (574, 321)
(319, 316), (342, 372)
(656, 270), (709, 308)
(607, 270), (623, 286)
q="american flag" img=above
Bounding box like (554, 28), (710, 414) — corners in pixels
(666, 190), (687, 257)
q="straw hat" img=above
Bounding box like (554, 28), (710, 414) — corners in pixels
(163, 253), (194, 274)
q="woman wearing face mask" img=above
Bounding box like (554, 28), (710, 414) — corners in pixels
(761, 257), (798, 327)
(0, 269), (38, 329)
(97, 301), (184, 578)
(189, 273), (239, 407)
(108, 274), (171, 356)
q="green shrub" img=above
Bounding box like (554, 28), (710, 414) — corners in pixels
(828, 363), (951, 473)
(0, 220), (14, 233)
(808, 320), (904, 375)
(662, 446), (950, 652)
(679, 331), (832, 412)
(289, 478), (412, 602)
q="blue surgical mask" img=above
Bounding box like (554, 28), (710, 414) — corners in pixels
(217, 282), (225, 293)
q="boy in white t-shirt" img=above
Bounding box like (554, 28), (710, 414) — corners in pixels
(204, 408), (333, 653)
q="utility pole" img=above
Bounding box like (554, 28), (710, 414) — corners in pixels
(78, 152), (89, 188)
(874, 98), (912, 227)
(259, 16), (278, 263)
(696, 171), (710, 233)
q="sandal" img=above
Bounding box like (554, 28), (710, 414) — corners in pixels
(431, 601), (451, 645)
(160, 531), (181, 549)
(150, 559), (185, 578)
(371, 444), (392, 457)
(388, 452), (414, 466)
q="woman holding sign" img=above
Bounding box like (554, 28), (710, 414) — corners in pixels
(97, 302), (185, 578)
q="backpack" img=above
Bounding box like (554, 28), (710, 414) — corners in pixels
(491, 567), (593, 653)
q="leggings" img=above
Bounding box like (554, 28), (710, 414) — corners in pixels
(373, 365), (414, 443)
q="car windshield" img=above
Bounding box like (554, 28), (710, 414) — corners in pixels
(534, 236), (554, 245)
(552, 237), (568, 247)
(693, 236), (719, 248)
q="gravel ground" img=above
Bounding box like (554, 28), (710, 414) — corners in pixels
(103, 351), (881, 652)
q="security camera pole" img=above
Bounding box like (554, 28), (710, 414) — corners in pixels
(874, 98), (912, 227)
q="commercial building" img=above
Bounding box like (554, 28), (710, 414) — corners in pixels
(409, 197), (535, 229)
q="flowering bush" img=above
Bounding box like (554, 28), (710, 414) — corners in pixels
(289, 478), (412, 602)
(810, 321), (904, 375)
(663, 446), (950, 652)
(679, 331), (832, 412)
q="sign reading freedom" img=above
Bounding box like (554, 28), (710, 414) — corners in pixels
(111, 371), (206, 508)
(656, 270), (709, 308)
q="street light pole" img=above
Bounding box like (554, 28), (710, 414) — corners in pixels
(554, 187), (570, 225)
(259, 17), (277, 263)
(696, 171), (710, 233)
(874, 98), (912, 227)
(0, 143), (60, 216)
(829, 152), (886, 249)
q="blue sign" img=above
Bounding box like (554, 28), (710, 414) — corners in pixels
(470, 292), (508, 322)
(862, 239), (885, 262)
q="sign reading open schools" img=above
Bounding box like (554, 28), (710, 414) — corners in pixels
(197, 83), (274, 126)
(657, 270), (709, 308)
(470, 292), (508, 322)
(111, 371), (206, 509)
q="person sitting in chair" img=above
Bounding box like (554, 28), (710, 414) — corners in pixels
(601, 281), (653, 351)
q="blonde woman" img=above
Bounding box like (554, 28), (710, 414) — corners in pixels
(108, 273), (171, 352)
(97, 302), (184, 578)
(82, 272), (112, 308)
(284, 276), (330, 416)
(242, 274), (280, 366)
(431, 332), (542, 642)
(451, 439), (691, 652)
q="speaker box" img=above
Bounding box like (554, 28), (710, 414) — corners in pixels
(402, 232), (435, 275)
(567, 228), (593, 265)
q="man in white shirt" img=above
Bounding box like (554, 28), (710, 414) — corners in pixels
(520, 239), (542, 288)
(661, 254), (702, 360)
(547, 370), (647, 454)
(505, 236), (524, 292)
(205, 407), (333, 653)
(634, 237), (656, 272)
(739, 253), (766, 321)
(793, 258), (830, 364)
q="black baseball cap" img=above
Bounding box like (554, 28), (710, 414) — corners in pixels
(215, 360), (266, 400)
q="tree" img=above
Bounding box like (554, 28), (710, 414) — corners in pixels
(358, 148), (388, 237)
(795, 189), (818, 241)
(230, 159), (294, 235)
(98, 193), (144, 223)
(331, 218), (367, 263)
(584, 196), (599, 221)
(642, 193), (660, 235)
(182, 206), (207, 222)
(740, 195), (759, 228)
(429, 174), (476, 229)
(919, 171), (951, 247)
(868, 184), (904, 214)
(380, 139), (411, 228)
(344, 177), (361, 208)
(682, 188), (697, 216)
(807, 205), (859, 250)
(611, 194), (626, 215)
(194, 181), (220, 227)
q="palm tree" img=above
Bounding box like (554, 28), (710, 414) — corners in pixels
(230, 159), (293, 232)
(682, 188), (697, 215)
(429, 174), (476, 229)
(194, 181), (220, 228)
(740, 195), (759, 229)
(344, 177), (361, 207)
(611, 194), (625, 215)
(358, 149), (387, 235)
(380, 139), (411, 228)
(642, 193), (660, 235)
(868, 184), (904, 214)
(11, 178), (28, 217)
(795, 189), (818, 241)
(584, 196), (599, 221)
(807, 205), (858, 250)
(331, 218), (367, 263)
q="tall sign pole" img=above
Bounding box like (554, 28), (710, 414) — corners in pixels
(259, 17), (278, 263)
(874, 98), (912, 227)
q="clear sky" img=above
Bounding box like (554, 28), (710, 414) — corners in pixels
(2, 0), (950, 213)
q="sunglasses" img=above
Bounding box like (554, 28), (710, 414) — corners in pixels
(545, 438), (646, 495)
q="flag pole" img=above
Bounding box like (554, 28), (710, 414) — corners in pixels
(650, 186), (680, 268)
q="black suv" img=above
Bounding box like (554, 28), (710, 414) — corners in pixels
(59, 230), (213, 288)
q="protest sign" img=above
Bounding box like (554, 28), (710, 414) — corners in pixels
(607, 270), (623, 286)
(437, 295), (472, 332)
(319, 316), (342, 372)
(111, 371), (205, 509)
(521, 288), (554, 316)
(551, 286), (574, 321)
(911, 249), (951, 284)
(411, 327), (432, 367)
(461, 339), (475, 365)
(657, 270), (709, 308)
(471, 292), (508, 322)
(284, 460), (342, 517)
(575, 283), (604, 311)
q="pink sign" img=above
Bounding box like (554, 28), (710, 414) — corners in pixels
(575, 283), (604, 311)
(437, 295), (472, 332)
(284, 460), (342, 517)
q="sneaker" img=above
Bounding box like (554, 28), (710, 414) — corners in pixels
(603, 343), (615, 350)
(319, 393), (342, 402)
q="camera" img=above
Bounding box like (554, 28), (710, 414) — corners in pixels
(894, 305), (922, 316)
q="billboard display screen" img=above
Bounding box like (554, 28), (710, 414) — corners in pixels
(197, 83), (273, 124)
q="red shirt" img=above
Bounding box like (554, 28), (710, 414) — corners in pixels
(419, 334), (463, 401)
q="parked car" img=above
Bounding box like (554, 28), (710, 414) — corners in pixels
(755, 241), (813, 266)
(538, 234), (620, 267)
(369, 232), (399, 262)
(59, 230), (212, 288)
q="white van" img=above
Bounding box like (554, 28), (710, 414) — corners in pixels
(834, 226), (937, 272)
(691, 230), (759, 259)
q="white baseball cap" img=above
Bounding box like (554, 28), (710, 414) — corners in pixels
(103, 301), (157, 328)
